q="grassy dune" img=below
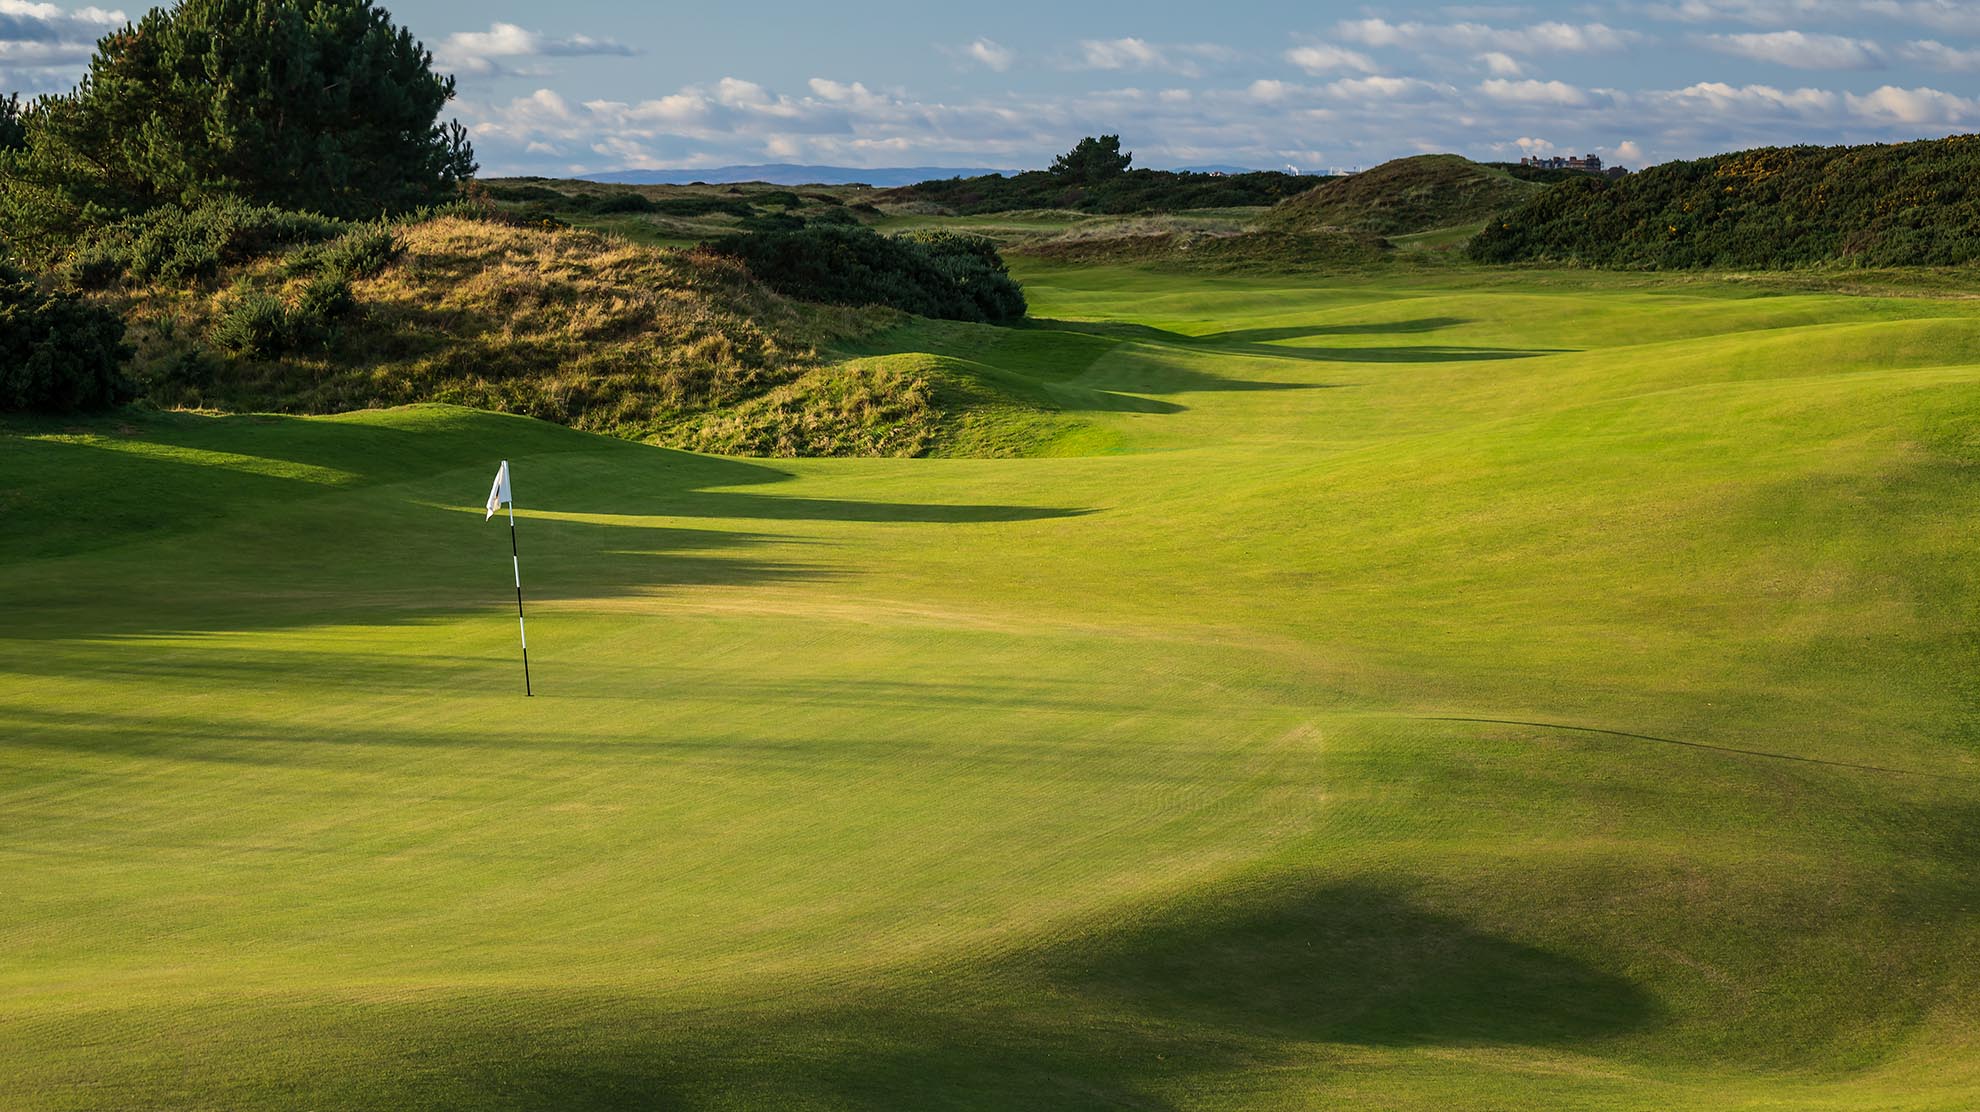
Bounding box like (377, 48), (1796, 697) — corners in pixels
(3, 262), (1977, 1109)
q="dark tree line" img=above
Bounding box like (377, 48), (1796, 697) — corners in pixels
(881, 135), (1312, 215)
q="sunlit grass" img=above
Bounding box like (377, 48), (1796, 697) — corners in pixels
(3, 260), (1977, 1109)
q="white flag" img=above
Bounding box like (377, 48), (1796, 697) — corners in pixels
(485, 460), (511, 521)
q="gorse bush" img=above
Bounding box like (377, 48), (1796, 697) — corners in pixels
(708, 225), (1025, 324)
(281, 226), (402, 281)
(210, 285), (291, 357)
(0, 263), (131, 411)
(211, 272), (359, 357)
(1469, 134), (1980, 268)
(296, 272), (357, 323)
(895, 230), (1028, 323)
(65, 200), (346, 286)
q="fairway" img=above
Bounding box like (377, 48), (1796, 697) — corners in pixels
(4, 264), (1978, 1109)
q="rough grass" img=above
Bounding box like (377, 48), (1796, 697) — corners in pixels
(111, 216), (1085, 458)
(4, 256), (1978, 1110)
(118, 217), (892, 440)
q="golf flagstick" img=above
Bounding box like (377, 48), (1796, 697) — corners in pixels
(485, 460), (532, 696)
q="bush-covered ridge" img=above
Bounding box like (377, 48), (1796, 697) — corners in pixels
(707, 224), (1026, 324)
(1469, 133), (1980, 268)
(1265, 155), (1540, 237)
(113, 215), (868, 434)
(877, 168), (1314, 215)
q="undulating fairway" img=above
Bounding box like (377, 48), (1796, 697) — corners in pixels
(4, 263), (1978, 1109)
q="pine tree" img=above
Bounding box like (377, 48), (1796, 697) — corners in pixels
(0, 0), (475, 255)
(1051, 135), (1132, 185)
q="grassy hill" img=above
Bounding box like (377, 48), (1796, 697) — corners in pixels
(99, 214), (1085, 457)
(1471, 133), (1980, 268)
(3, 259), (1977, 1108)
(1263, 154), (1541, 236)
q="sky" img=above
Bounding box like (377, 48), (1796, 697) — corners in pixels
(5, 0), (1980, 175)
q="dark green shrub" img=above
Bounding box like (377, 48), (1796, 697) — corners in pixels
(0, 263), (132, 411)
(212, 266), (361, 356)
(211, 284), (291, 356)
(707, 224), (1025, 323)
(896, 230), (1027, 322)
(294, 273), (356, 329)
(739, 211), (807, 234)
(646, 195), (755, 217)
(66, 200), (347, 286)
(281, 226), (400, 280)
(485, 184), (569, 203)
(589, 192), (656, 214)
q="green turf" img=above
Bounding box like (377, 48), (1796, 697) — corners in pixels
(3, 261), (1978, 1110)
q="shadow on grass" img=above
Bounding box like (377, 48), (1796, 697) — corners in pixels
(142, 876), (1660, 1109)
(1029, 316), (1570, 365)
(1, 408), (1091, 637)
(1199, 316), (1472, 341)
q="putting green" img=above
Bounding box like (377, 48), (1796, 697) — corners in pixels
(3, 263), (1976, 1109)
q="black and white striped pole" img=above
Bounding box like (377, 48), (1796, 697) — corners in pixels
(486, 460), (532, 696)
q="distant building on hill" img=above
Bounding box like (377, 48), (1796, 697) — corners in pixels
(1520, 153), (1604, 174)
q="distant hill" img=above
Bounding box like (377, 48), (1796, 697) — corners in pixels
(1470, 133), (1980, 268)
(1263, 154), (1540, 236)
(580, 165), (1018, 188)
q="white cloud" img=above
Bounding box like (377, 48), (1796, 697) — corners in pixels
(1248, 79), (1297, 103)
(1335, 17), (1638, 55)
(1480, 78), (1590, 105)
(1896, 39), (1980, 69)
(1075, 37), (1235, 77)
(0, 0), (123, 35)
(1284, 43), (1378, 74)
(456, 67), (1980, 181)
(1700, 30), (1886, 68)
(965, 38), (1013, 72)
(1844, 83), (1976, 124)
(434, 22), (636, 78)
(1079, 37), (1161, 69)
(1478, 50), (1525, 75)
(1323, 75), (1455, 101)
(807, 78), (887, 109)
(1648, 80), (1839, 116)
(713, 77), (771, 107)
(1647, 0), (1980, 34)
(0, 0), (123, 90)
